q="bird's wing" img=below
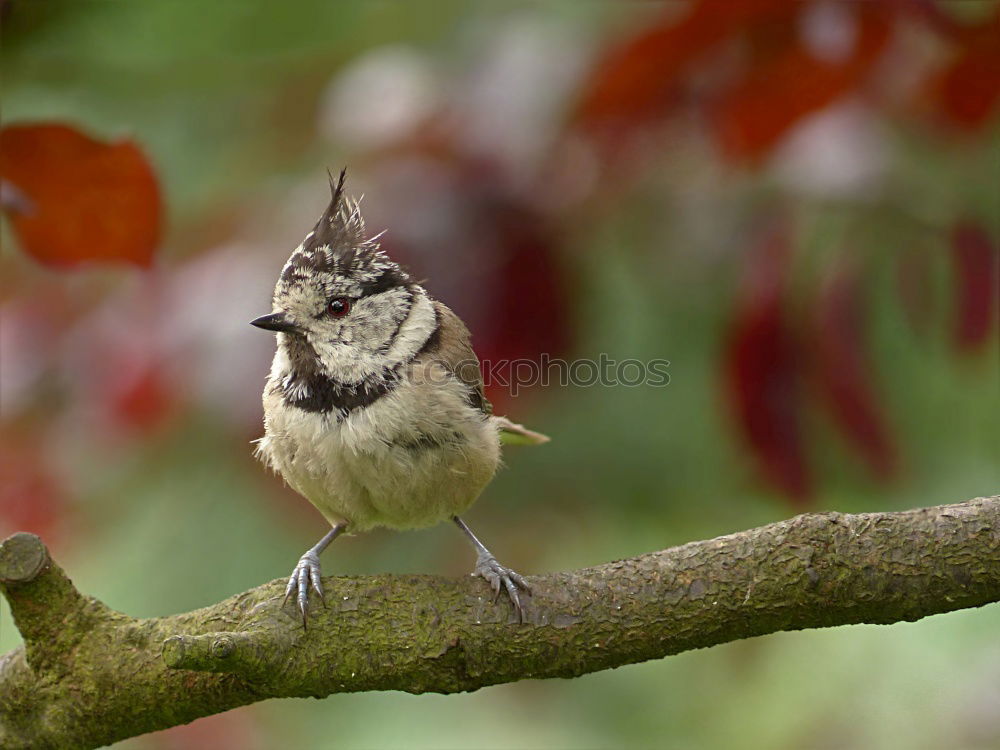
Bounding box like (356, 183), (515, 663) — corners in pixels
(427, 300), (493, 415)
(428, 300), (550, 445)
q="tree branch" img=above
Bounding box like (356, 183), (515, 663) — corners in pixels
(2, 496), (998, 749)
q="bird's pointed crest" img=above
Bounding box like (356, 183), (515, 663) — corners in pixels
(311, 167), (366, 252)
(278, 169), (405, 291)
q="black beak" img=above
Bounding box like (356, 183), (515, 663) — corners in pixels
(250, 312), (300, 333)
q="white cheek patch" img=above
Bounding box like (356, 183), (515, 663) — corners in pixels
(305, 287), (436, 386)
(385, 291), (436, 366)
(271, 344), (291, 373)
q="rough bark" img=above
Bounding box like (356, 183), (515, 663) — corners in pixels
(1, 495), (998, 749)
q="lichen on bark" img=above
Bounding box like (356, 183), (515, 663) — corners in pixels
(1, 496), (999, 749)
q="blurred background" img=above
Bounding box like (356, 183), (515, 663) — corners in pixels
(1, 1), (998, 748)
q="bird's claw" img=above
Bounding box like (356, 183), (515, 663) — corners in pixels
(283, 551), (324, 628)
(473, 554), (531, 623)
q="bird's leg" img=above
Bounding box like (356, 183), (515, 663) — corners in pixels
(453, 516), (531, 623)
(283, 522), (347, 628)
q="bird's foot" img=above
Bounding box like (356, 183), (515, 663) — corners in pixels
(283, 550), (325, 628)
(473, 554), (531, 623)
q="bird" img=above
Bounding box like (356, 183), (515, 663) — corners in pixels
(251, 169), (548, 627)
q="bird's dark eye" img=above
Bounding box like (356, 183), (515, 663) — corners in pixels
(327, 297), (351, 318)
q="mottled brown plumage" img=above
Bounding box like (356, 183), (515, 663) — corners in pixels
(425, 301), (493, 415)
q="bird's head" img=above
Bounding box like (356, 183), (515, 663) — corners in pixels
(251, 170), (428, 387)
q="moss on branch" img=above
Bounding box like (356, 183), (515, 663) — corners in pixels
(2, 496), (999, 749)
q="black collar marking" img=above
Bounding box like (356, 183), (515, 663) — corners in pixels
(280, 300), (438, 418)
(282, 368), (401, 417)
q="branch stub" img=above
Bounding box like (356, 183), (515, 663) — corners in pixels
(0, 532), (49, 584)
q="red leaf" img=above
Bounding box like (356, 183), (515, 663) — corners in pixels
(0, 122), (161, 267)
(714, 5), (891, 162)
(812, 263), (897, 481)
(476, 202), (570, 410)
(950, 222), (998, 353)
(931, 22), (1000, 130)
(574, 0), (796, 137)
(723, 226), (811, 504)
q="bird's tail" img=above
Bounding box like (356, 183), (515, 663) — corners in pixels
(492, 416), (551, 446)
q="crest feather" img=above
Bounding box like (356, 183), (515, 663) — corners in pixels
(279, 170), (407, 290)
(315, 167), (367, 251)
